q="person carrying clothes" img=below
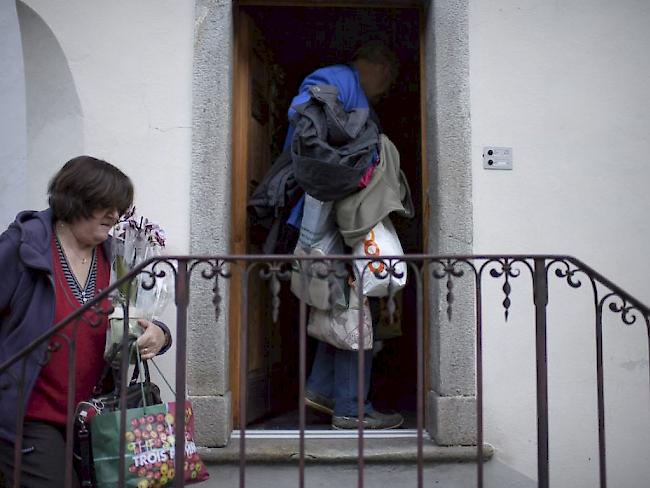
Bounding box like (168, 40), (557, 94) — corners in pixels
(0, 156), (172, 487)
(287, 42), (405, 430)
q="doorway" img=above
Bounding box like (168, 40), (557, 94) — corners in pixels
(230, 2), (425, 429)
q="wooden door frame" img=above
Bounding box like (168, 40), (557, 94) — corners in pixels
(229, 6), (252, 427)
(229, 1), (430, 427)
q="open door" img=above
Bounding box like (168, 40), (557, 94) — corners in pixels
(231, 3), (425, 428)
(230, 10), (289, 425)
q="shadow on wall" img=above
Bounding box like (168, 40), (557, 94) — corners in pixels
(0, 0), (27, 227)
(16, 0), (83, 209)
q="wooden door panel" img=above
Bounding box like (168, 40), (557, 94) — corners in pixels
(231, 9), (281, 426)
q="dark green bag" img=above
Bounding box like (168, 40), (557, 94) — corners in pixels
(91, 402), (169, 487)
(83, 343), (164, 487)
(90, 399), (211, 486)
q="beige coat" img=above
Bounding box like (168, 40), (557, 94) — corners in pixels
(335, 134), (414, 247)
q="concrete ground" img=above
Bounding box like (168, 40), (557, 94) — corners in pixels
(200, 460), (537, 488)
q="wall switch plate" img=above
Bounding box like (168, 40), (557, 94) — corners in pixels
(483, 146), (513, 170)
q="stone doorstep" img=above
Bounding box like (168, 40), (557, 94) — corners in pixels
(198, 438), (495, 464)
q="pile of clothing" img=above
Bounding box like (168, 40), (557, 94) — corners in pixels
(249, 83), (413, 256)
(248, 83), (414, 347)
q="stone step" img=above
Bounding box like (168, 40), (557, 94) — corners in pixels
(198, 433), (494, 464)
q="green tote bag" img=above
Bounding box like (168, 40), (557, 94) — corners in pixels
(91, 402), (170, 487)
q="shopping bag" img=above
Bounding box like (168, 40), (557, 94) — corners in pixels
(91, 400), (209, 487)
(167, 401), (210, 484)
(307, 287), (373, 350)
(91, 403), (165, 487)
(352, 217), (407, 297)
(75, 340), (164, 486)
(291, 195), (347, 310)
(375, 292), (403, 340)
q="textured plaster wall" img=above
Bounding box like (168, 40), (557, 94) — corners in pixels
(189, 0), (234, 447)
(20, 0), (193, 253)
(424, 0), (476, 445)
(0, 0), (27, 228)
(470, 0), (650, 485)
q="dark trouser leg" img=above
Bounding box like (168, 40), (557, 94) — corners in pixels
(332, 296), (379, 417)
(0, 421), (79, 488)
(306, 340), (335, 398)
(333, 347), (373, 416)
(307, 297), (380, 417)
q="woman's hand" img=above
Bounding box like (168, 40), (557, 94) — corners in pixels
(136, 319), (168, 360)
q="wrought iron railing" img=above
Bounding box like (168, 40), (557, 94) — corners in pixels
(1, 254), (648, 487)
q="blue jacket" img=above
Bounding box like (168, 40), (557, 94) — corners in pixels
(0, 209), (170, 442)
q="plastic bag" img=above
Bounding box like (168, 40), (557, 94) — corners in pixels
(291, 195), (347, 310)
(307, 287), (373, 350)
(352, 217), (407, 297)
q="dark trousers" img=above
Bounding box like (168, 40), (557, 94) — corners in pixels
(307, 340), (374, 416)
(0, 421), (79, 488)
(306, 297), (380, 416)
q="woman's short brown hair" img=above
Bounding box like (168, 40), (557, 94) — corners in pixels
(48, 155), (134, 222)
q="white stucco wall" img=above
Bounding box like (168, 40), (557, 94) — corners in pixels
(470, 1), (650, 486)
(17, 0), (195, 393)
(0, 0), (27, 228)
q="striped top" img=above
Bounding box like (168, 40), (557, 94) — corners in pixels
(54, 236), (97, 304)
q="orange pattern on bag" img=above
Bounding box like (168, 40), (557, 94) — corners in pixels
(363, 230), (385, 274)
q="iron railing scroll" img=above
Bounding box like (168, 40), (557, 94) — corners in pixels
(0, 255), (648, 488)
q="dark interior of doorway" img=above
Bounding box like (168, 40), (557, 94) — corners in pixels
(244, 4), (422, 430)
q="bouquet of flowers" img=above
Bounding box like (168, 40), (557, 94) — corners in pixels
(106, 207), (172, 362)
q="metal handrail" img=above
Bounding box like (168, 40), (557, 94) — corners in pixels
(2, 253), (649, 488)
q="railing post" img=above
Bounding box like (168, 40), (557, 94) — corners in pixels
(593, 296), (608, 488)
(175, 259), (189, 487)
(239, 264), (249, 488)
(298, 298), (307, 488)
(357, 271), (365, 488)
(533, 258), (550, 488)
(12, 363), (26, 488)
(475, 273), (484, 488)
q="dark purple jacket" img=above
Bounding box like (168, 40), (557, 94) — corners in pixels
(0, 209), (170, 442)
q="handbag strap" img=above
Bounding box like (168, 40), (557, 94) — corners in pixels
(133, 346), (148, 407)
(92, 336), (145, 396)
(129, 356), (152, 386)
(149, 358), (175, 396)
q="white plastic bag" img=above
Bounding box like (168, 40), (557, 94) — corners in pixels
(352, 217), (407, 297)
(291, 195), (347, 310)
(307, 288), (373, 351)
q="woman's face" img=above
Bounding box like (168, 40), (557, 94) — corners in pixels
(69, 208), (120, 247)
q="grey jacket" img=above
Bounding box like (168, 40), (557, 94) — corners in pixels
(291, 84), (380, 202)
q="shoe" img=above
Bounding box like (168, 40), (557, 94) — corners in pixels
(305, 390), (334, 416)
(332, 410), (404, 430)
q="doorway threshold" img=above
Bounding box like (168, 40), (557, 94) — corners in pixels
(199, 434), (493, 464)
(232, 429), (425, 439)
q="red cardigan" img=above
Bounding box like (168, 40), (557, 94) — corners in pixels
(25, 234), (110, 425)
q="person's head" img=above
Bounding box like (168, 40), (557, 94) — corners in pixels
(351, 41), (399, 103)
(48, 155), (134, 245)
